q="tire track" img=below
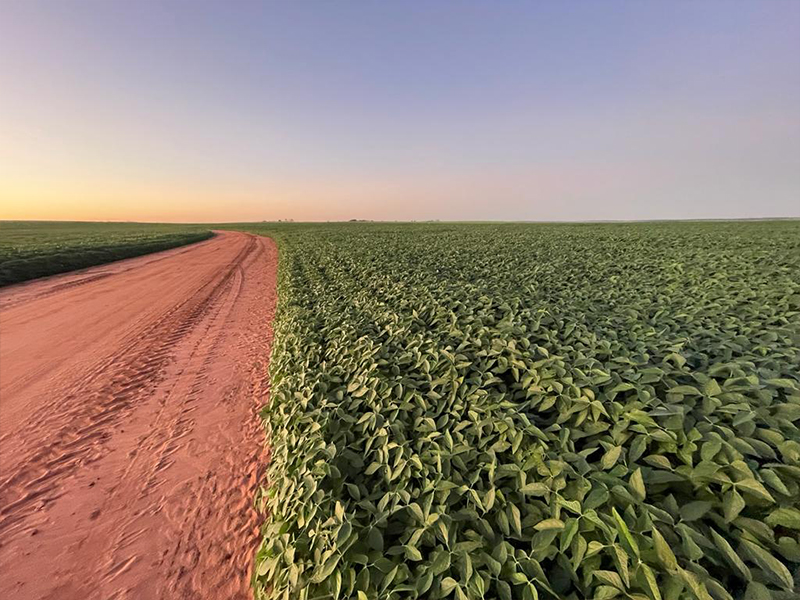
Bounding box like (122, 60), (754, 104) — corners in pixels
(0, 232), (277, 600)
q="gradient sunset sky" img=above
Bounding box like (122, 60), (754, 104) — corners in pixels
(1, 1), (799, 223)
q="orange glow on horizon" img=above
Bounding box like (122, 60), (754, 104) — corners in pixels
(0, 168), (575, 223)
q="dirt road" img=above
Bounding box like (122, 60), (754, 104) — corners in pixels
(0, 231), (277, 600)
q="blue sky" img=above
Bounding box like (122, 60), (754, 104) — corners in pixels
(1, 0), (798, 221)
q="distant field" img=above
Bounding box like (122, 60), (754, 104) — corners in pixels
(224, 221), (800, 600)
(0, 221), (213, 286)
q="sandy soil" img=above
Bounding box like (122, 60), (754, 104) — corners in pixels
(0, 231), (277, 599)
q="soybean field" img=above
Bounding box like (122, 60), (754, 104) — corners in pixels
(0, 221), (212, 286)
(233, 221), (800, 600)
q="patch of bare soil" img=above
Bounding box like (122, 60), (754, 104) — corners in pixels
(0, 231), (277, 599)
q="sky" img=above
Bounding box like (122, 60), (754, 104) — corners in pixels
(1, 1), (799, 223)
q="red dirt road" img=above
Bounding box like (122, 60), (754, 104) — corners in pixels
(0, 231), (277, 600)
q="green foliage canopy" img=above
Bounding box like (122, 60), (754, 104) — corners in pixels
(234, 221), (800, 600)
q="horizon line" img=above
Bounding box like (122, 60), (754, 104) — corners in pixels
(2, 216), (800, 226)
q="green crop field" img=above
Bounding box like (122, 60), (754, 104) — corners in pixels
(0, 221), (213, 286)
(227, 221), (800, 600)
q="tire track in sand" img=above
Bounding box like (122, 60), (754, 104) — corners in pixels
(0, 231), (277, 600)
